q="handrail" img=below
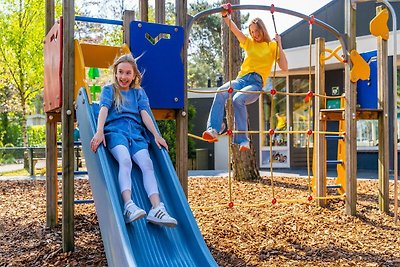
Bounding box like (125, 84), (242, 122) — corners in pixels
(75, 16), (123, 26)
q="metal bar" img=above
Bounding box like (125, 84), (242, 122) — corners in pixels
(58, 199), (94, 205)
(187, 4), (348, 58)
(75, 16), (123, 26)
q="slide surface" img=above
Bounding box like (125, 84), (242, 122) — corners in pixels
(76, 88), (217, 267)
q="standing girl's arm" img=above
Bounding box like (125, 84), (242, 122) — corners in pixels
(140, 110), (168, 151)
(275, 34), (288, 71)
(221, 4), (246, 44)
(91, 106), (108, 152)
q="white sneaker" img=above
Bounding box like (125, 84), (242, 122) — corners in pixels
(124, 202), (146, 223)
(147, 202), (178, 228)
(239, 141), (250, 151)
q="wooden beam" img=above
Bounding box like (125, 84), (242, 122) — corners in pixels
(344, 0), (357, 216)
(139, 0), (148, 22)
(153, 109), (177, 120)
(320, 109), (382, 121)
(46, 113), (58, 227)
(45, 0), (57, 228)
(123, 10), (135, 45)
(175, 0), (188, 196)
(155, 0), (166, 24)
(315, 37), (327, 207)
(376, 6), (390, 214)
(62, 0), (75, 252)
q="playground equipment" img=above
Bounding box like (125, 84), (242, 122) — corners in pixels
(188, 2), (398, 218)
(43, 1), (398, 264)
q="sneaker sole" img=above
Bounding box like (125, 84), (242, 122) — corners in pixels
(202, 131), (218, 143)
(239, 146), (250, 151)
(147, 218), (178, 228)
(125, 211), (146, 224)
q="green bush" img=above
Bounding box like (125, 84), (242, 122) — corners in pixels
(157, 104), (197, 166)
(27, 125), (62, 147)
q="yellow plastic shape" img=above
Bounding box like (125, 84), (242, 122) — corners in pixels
(350, 50), (370, 83)
(74, 42), (131, 103)
(370, 8), (389, 40)
(320, 45), (344, 64)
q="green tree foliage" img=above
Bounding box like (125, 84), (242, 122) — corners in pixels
(0, 0), (46, 146)
(187, 1), (223, 88)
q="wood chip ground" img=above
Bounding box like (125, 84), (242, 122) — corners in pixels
(1, 176), (399, 266)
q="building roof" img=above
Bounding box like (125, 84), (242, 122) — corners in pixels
(281, 0), (400, 49)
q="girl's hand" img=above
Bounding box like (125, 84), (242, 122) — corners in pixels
(275, 33), (282, 45)
(221, 3), (230, 17)
(154, 135), (168, 151)
(91, 130), (106, 152)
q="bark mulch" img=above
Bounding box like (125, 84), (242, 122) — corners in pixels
(1, 176), (399, 266)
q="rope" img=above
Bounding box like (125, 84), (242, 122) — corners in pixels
(306, 15), (315, 196)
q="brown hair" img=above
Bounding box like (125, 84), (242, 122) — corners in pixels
(111, 54), (142, 110)
(249, 18), (271, 43)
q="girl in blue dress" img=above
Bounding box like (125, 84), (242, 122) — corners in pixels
(90, 54), (177, 227)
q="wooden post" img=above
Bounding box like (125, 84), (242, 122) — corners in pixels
(123, 10), (135, 45)
(315, 37), (327, 207)
(46, 114), (58, 227)
(155, 0), (166, 24)
(62, 0), (75, 252)
(376, 6), (390, 214)
(344, 0), (357, 216)
(45, 0), (58, 228)
(175, 0), (188, 196)
(139, 0), (148, 22)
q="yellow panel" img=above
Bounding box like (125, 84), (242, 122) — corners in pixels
(350, 50), (370, 83)
(335, 120), (346, 195)
(79, 43), (131, 68)
(370, 8), (389, 41)
(74, 42), (131, 104)
(74, 40), (91, 103)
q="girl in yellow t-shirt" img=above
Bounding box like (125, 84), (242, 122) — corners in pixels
(202, 4), (288, 151)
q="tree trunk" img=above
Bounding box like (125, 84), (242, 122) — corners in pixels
(222, 0), (260, 181)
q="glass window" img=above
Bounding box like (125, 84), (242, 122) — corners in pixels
(397, 70), (400, 145)
(357, 120), (378, 147)
(290, 75), (314, 148)
(262, 77), (287, 147)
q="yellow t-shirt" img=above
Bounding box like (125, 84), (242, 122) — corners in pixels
(238, 37), (279, 86)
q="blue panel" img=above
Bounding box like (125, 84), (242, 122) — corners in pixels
(130, 21), (184, 109)
(357, 50), (378, 109)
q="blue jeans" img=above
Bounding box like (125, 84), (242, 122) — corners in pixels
(206, 72), (263, 145)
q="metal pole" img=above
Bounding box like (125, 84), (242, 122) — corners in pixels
(187, 5), (348, 60)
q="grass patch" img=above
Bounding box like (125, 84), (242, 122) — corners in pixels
(0, 168), (30, 176)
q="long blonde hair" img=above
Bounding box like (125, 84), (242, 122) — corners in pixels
(249, 18), (271, 43)
(111, 54), (142, 111)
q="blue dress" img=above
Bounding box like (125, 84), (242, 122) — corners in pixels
(99, 84), (151, 155)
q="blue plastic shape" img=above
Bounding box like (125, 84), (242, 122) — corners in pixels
(130, 21), (184, 109)
(357, 50), (378, 109)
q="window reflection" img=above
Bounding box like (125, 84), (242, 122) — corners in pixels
(290, 76), (314, 148)
(263, 77), (287, 147)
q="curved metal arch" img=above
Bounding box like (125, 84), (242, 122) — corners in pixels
(186, 4), (348, 57)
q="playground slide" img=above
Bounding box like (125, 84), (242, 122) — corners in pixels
(76, 88), (217, 267)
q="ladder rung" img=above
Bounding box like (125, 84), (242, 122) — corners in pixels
(57, 171), (88, 175)
(327, 185), (342, 189)
(57, 199), (94, 205)
(325, 135), (344, 140)
(326, 160), (343, 165)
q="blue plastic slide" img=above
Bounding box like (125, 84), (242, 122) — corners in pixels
(76, 88), (217, 267)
